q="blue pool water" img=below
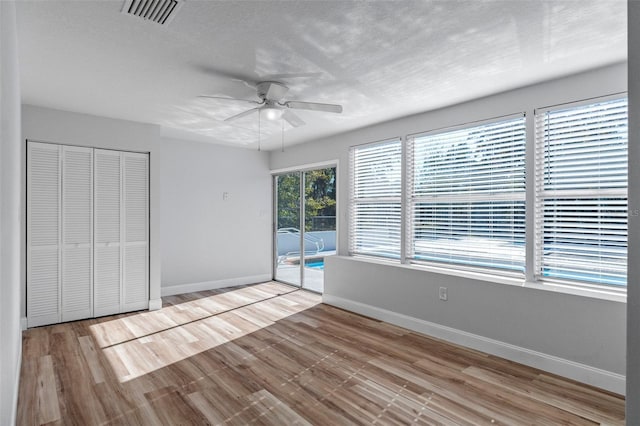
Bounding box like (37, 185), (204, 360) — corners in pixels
(305, 260), (325, 270)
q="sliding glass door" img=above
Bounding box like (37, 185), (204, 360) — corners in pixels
(301, 168), (336, 292)
(274, 172), (302, 287)
(274, 166), (336, 292)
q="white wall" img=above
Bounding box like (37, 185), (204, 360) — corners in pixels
(160, 138), (271, 295)
(325, 256), (625, 392)
(627, 0), (639, 420)
(21, 105), (163, 311)
(270, 63), (628, 394)
(0, 2), (22, 424)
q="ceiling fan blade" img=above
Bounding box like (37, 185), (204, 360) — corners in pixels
(262, 72), (324, 80)
(224, 107), (260, 122)
(284, 101), (343, 114)
(198, 95), (260, 104)
(194, 64), (258, 90)
(194, 64), (258, 88)
(282, 110), (305, 128)
(186, 109), (256, 131)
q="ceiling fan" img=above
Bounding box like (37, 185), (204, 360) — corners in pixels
(198, 81), (343, 128)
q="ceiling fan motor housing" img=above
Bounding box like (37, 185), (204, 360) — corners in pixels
(257, 81), (289, 101)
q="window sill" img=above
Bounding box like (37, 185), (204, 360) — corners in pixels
(346, 255), (626, 303)
(520, 280), (626, 303)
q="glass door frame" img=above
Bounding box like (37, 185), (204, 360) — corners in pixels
(273, 170), (305, 287)
(272, 161), (338, 292)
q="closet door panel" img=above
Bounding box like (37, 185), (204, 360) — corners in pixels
(28, 246), (60, 327)
(94, 150), (122, 317)
(27, 142), (61, 327)
(122, 153), (149, 311)
(61, 146), (93, 322)
(62, 248), (92, 321)
(124, 245), (147, 307)
(124, 154), (148, 241)
(94, 246), (121, 316)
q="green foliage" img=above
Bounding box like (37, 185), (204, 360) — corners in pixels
(276, 173), (300, 230)
(277, 168), (336, 232)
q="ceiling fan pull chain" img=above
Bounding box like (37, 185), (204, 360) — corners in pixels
(258, 110), (261, 152)
(281, 119), (285, 152)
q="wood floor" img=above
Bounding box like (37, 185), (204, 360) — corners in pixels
(17, 281), (625, 425)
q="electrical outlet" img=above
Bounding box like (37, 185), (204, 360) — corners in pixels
(439, 287), (448, 301)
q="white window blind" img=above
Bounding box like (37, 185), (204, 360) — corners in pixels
(535, 97), (628, 286)
(349, 139), (402, 259)
(408, 116), (526, 273)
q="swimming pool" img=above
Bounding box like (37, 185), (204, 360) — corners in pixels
(305, 260), (325, 270)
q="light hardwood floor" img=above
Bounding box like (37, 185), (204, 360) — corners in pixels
(17, 281), (625, 425)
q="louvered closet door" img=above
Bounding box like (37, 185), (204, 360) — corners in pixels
(61, 146), (94, 322)
(122, 152), (149, 311)
(27, 142), (62, 327)
(94, 150), (122, 317)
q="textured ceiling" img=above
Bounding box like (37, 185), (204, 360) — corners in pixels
(16, 0), (626, 150)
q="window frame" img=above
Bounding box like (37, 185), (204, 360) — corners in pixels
(348, 137), (403, 260)
(346, 93), (628, 296)
(406, 113), (527, 277)
(533, 95), (628, 288)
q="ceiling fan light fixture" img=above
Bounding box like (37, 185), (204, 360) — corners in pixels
(262, 106), (282, 121)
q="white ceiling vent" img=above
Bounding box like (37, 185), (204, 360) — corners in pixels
(122, 0), (183, 26)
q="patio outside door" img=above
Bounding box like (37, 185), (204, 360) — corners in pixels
(274, 167), (336, 292)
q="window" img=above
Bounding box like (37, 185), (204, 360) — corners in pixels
(347, 94), (628, 292)
(349, 139), (402, 259)
(535, 98), (628, 286)
(407, 116), (526, 273)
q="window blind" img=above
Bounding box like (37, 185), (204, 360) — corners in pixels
(408, 116), (526, 272)
(349, 139), (402, 259)
(534, 97), (628, 286)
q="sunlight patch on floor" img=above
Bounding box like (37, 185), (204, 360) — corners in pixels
(89, 282), (320, 382)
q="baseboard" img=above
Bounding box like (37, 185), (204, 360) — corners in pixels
(161, 274), (272, 297)
(20, 317), (26, 331)
(322, 294), (626, 395)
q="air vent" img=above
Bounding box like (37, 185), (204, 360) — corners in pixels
(122, 0), (183, 25)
